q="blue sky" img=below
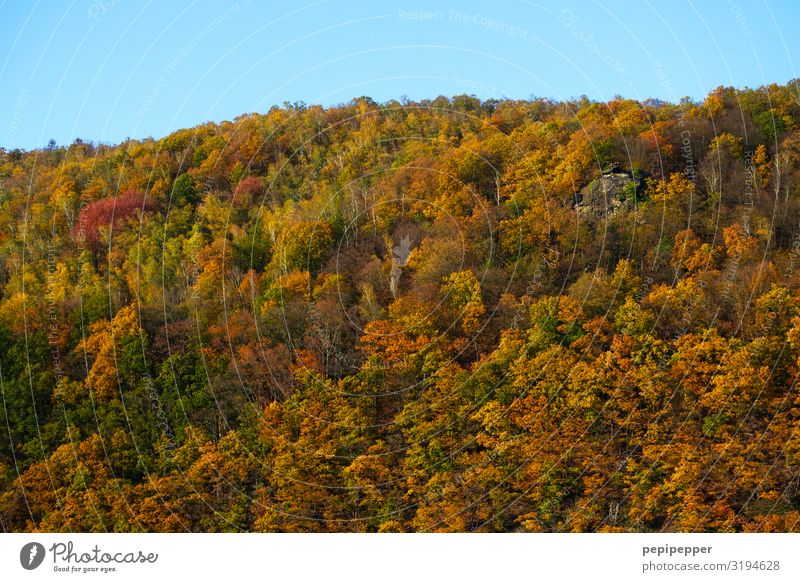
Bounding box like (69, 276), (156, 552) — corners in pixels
(1, 0), (798, 150)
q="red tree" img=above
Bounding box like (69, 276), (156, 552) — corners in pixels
(73, 190), (154, 248)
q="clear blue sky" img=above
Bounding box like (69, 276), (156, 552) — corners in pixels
(1, 0), (798, 150)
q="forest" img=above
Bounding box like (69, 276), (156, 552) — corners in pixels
(1, 83), (800, 532)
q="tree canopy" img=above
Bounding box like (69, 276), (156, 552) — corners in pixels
(2, 84), (800, 531)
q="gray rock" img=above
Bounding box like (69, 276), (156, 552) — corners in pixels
(574, 167), (642, 218)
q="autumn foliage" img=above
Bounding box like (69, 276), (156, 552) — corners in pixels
(2, 83), (800, 531)
(73, 189), (154, 248)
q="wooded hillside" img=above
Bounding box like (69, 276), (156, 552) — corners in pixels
(1, 84), (800, 531)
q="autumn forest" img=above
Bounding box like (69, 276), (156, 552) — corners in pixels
(2, 84), (800, 532)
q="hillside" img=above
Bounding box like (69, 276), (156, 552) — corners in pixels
(1, 84), (800, 531)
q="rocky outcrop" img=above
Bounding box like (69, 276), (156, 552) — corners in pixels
(574, 166), (643, 218)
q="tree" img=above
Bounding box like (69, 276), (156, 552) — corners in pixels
(73, 190), (154, 249)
